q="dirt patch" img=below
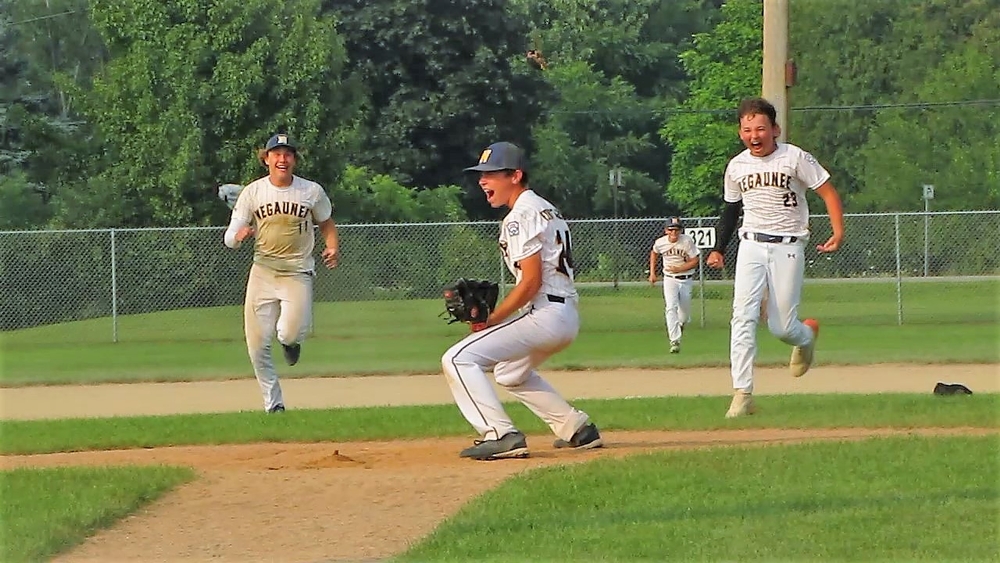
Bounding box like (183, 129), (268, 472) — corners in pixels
(0, 364), (996, 562)
(3, 427), (995, 563)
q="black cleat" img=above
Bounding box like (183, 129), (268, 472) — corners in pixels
(267, 404), (285, 413)
(460, 432), (529, 460)
(553, 422), (604, 450)
(282, 343), (301, 366)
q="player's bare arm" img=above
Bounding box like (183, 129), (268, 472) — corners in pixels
(318, 218), (340, 268)
(814, 182), (845, 253)
(648, 250), (659, 283)
(486, 251), (542, 326)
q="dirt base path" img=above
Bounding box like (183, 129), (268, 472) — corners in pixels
(2, 363), (997, 420)
(1, 363), (996, 562)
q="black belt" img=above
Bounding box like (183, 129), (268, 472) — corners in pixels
(546, 294), (565, 303)
(668, 274), (693, 280)
(742, 232), (798, 244)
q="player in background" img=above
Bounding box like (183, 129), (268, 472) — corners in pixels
(706, 98), (844, 418)
(441, 141), (603, 461)
(224, 134), (340, 413)
(649, 216), (700, 353)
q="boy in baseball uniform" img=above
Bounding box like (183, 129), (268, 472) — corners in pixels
(706, 98), (844, 418)
(441, 141), (603, 460)
(224, 134), (341, 413)
(649, 216), (700, 353)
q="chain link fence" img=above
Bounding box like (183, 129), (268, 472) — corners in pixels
(2, 211), (997, 343)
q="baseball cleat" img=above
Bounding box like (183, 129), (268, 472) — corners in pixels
(725, 391), (756, 418)
(553, 422), (604, 450)
(282, 343), (301, 366)
(790, 318), (819, 377)
(670, 340), (681, 354)
(267, 404), (285, 414)
(460, 431), (529, 461)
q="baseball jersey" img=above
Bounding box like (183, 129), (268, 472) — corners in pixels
(231, 175), (333, 273)
(652, 234), (700, 276)
(499, 190), (578, 300)
(723, 143), (830, 237)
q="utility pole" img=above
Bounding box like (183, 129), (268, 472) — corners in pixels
(762, 0), (790, 141)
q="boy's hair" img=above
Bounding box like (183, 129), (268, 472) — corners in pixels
(737, 97), (778, 125)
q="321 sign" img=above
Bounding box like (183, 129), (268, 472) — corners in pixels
(685, 227), (716, 250)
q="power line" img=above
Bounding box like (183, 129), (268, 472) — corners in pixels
(9, 10), (78, 27)
(548, 99), (1000, 117)
(794, 99), (1000, 112)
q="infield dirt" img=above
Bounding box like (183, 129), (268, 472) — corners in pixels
(1, 363), (996, 563)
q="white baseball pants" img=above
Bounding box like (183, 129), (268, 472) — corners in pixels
(730, 237), (814, 392)
(662, 277), (693, 342)
(441, 297), (590, 442)
(244, 264), (313, 411)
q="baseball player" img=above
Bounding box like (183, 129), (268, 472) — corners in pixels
(223, 133), (340, 413)
(648, 216), (700, 353)
(706, 98), (844, 418)
(441, 141), (603, 460)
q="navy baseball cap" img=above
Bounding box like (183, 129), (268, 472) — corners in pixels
(464, 142), (528, 172)
(265, 133), (296, 152)
(665, 217), (683, 229)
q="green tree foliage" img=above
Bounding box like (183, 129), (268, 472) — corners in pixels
(855, 25), (1000, 211)
(335, 165), (466, 223)
(0, 3), (55, 229)
(61, 0), (363, 228)
(789, 0), (1000, 207)
(326, 0), (547, 199)
(512, 0), (722, 218)
(660, 0), (761, 216)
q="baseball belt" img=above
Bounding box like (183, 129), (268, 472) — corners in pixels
(742, 232), (799, 244)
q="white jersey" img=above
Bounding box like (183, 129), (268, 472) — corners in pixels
(652, 234), (700, 276)
(499, 190), (578, 300)
(231, 175), (333, 273)
(723, 143), (830, 237)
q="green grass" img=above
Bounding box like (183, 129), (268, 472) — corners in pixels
(1, 394), (996, 455)
(397, 436), (1000, 562)
(0, 465), (195, 563)
(3, 280), (998, 385)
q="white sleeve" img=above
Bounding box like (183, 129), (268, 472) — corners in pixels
(224, 215), (249, 248)
(723, 160), (742, 203)
(686, 237), (701, 258)
(224, 187), (254, 248)
(796, 149), (831, 190)
(311, 185), (333, 223)
(505, 211), (545, 262)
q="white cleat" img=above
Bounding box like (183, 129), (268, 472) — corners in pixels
(790, 318), (820, 377)
(725, 391), (756, 419)
(670, 340), (680, 354)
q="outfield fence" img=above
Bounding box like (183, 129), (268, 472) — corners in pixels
(2, 211), (997, 340)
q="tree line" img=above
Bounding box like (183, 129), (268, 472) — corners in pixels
(1, 0), (997, 230)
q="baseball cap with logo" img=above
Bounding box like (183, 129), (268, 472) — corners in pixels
(665, 216), (683, 230)
(464, 142), (528, 172)
(265, 133), (297, 153)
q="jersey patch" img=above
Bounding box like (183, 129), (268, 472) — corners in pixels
(506, 221), (520, 236)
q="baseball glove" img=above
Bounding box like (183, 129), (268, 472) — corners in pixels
(218, 183), (244, 209)
(442, 278), (499, 327)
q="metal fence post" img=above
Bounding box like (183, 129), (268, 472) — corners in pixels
(923, 206), (930, 277)
(894, 213), (902, 326)
(110, 228), (119, 343)
(697, 217), (706, 328)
